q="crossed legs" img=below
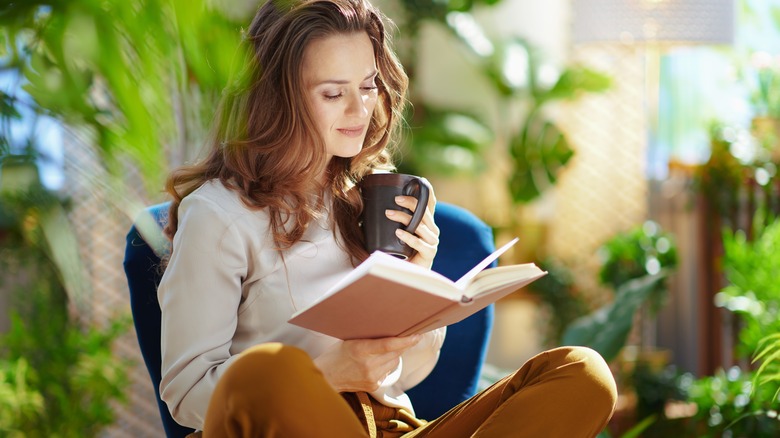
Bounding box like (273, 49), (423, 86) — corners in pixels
(202, 343), (617, 438)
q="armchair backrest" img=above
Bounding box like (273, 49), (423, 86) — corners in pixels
(123, 201), (495, 437)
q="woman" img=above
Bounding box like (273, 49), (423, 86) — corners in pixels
(158, 0), (618, 436)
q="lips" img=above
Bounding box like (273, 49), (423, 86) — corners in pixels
(336, 125), (366, 138)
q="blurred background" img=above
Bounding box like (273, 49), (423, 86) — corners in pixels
(2, 0), (780, 436)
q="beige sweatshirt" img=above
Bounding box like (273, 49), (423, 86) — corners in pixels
(157, 180), (445, 430)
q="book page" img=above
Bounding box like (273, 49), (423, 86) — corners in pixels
(454, 237), (519, 288)
(465, 264), (546, 299)
(288, 246), (547, 339)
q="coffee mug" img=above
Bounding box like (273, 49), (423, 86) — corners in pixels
(360, 173), (431, 260)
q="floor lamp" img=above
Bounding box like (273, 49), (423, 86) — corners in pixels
(570, 0), (735, 374)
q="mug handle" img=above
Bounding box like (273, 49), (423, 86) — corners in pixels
(402, 178), (431, 234)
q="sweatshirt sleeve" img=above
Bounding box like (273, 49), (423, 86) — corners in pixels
(398, 327), (446, 391)
(367, 327), (446, 413)
(157, 193), (248, 430)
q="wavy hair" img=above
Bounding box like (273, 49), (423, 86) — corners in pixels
(164, 0), (408, 263)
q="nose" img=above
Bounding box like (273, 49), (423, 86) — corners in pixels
(345, 91), (369, 118)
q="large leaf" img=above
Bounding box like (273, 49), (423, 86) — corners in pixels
(0, 358), (44, 434)
(0, 90), (21, 120)
(393, 2), (610, 204)
(444, 21), (531, 98)
(402, 106), (492, 176)
(508, 112), (574, 203)
(562, 273), (667, 363)
(38, 202), (92, 314)
(752, 331), (780, 401)
(11, 0), (247, 192)
(717, 220), (780, 357)
(541, 65), (612, 104)
(441, 20), (608, 204)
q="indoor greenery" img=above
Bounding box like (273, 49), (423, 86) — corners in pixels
(560, 221), (678, 363)
(696, 123), (779, 229)
(525, 258), (589, 347)
(715, 216), (780, 358)
(561, 272), (667, 364)
(658, 214), (780, 437)
(629, 363), (692, 437)
(0, 159), (131, 437)
(540, 222), (681, 436)
(0, 1), (252, 434)
(753, 333), (780, 402)
(597, 220), (678, 315)
(391, 0), (612, 204)
(524, 220), (679, 386)
(687, 215), (780, 437)
(690, 18), (780, 422)
(688, 39), (780, 430)
(687, 366), (780, 437)
(0, 0), (249, 193)
(0, 284), (132, 437)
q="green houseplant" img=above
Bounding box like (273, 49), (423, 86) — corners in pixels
(2, 0), (249, 193)
(753, 333), (780, 402)
(0, 156), (131, 437)
(556, 222), (680, 437)
(390, 0), (611, 205)
(525, 258), (589, 347)
(677, 216), (780, 437)
(0, 2), (263, 434)
(560, 221), (678, 363)
(716, 217), (780, 358)
(597, 221), (678, 316)
(687, 366), (780, 437)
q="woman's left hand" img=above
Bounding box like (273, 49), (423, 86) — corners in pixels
(385, 182), (439, 269)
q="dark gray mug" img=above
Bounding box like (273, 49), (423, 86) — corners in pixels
(360, 173), (431, 260)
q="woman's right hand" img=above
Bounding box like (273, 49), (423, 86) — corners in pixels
(313, 335), (422, 393)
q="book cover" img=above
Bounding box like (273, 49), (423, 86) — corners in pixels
(287, 239), (546, 340)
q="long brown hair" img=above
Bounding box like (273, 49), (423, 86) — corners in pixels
(164, 0), (408, 263)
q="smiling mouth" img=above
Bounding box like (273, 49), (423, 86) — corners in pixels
(337, 126), (366, 138)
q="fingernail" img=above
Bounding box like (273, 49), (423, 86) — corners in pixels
(395, 196), (404, 203)
(395, 229), (403, 237)
(385, 209), (395, 217)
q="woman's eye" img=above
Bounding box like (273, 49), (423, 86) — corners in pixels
(324, 93), (343, 101)
(361, 85), (378, 92)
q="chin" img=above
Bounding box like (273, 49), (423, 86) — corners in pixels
(329, 142), (367, 159)
(332, 151), (362, 160)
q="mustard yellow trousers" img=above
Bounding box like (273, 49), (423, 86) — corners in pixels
(201, 343), (617, 438)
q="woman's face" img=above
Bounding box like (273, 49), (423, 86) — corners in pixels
(302, 31), (379, 161)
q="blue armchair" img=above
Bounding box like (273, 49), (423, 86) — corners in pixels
(123, 201), (495, 437)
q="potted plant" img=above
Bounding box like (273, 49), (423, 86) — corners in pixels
(0, 154), (131, 436)
(678, 215), (780, 437)
(389, 0), (611, 208)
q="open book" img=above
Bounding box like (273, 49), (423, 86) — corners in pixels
(288, 238), (547, 340)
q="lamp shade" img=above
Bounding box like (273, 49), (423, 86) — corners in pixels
(572, 0), (735, 45)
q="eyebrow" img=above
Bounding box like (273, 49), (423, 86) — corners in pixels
(313, 70), (378, 86)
